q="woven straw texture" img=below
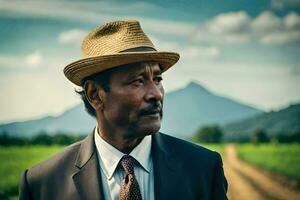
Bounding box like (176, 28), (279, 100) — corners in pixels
(64, 20), (180, 86)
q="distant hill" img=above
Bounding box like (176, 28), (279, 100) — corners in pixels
(223, 103), (300, 141)
(0, 81), (262, 138)
(161, 82), (262, 136)
(0, 105), (95, 137)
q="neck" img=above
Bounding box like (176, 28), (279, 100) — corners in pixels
(97, 125), (144, 154)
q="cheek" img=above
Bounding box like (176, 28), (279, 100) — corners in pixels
(105, 98), (140, 123)
(123, 99), (142, 119)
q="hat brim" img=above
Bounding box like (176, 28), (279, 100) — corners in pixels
(64, 51), (180, 86)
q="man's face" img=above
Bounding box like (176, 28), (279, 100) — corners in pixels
(100, 62), (164, 139)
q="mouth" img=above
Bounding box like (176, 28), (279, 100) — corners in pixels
(143, 112), (160, 117)
(139, 108), (162, 118)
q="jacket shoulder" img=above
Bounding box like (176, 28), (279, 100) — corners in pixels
(26, 140), (82, 185)
(157, 132), (221, 164)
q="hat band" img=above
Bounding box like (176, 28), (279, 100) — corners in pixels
(119, 46), (157, 53)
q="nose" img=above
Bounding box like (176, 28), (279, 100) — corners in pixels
(145, 82), (164, 102)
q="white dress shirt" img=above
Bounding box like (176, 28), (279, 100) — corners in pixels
(94, 127), (154, 200)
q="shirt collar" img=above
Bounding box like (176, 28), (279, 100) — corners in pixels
(94, 126), (152, 180)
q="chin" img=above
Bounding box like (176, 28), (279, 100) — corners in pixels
(141, 124), (161, 135)
(130, 123), (161, 137)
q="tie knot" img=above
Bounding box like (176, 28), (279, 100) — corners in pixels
(120, 155), (136, 175)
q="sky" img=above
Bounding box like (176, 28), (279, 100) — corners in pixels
(0, 0), (300, 123)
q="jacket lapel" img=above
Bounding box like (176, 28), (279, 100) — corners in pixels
(72, 132), (104, 200)
(152, 133), (187, 199)
(71, 131), (188, 199)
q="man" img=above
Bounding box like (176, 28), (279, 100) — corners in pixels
(19, 20), (228, 200)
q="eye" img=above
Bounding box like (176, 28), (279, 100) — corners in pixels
(154, 76), (163, 84)
(131, 78), (144, 85)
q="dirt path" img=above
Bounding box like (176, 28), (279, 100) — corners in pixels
(224, 144), (300, 200)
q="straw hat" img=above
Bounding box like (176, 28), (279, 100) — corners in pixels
(64, 20), (180, 86)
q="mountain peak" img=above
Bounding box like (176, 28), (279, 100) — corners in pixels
(0, 80), (263, 137)
(186, 81), (209, 93)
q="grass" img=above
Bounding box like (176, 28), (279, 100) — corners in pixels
(1, 142), (224, 199)
(4, 143), (299, 199)
(0, 145), (64, 199)
(236, 143), (300, 180)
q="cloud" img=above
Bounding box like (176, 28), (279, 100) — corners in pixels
(0, 51), (42, 69)
(25, 51), (42, 67)
(150, 36), (179, 51)
(1, 1), (299, 42)
(271, 0), (300, 10)
(261, 29), (300, 44)
(181, 46), (220, 59)
(206, 11), (251, 34)
(0, 0), (114, 22)
(141, 19), (194, 36)
(257, 12), (300, 44)
(0, 0), (194, 37)
(251, 11), (282, 34)
(194, 11), (252, 44)
(193, 11), (300, 45)
(0, 54), (20, 67)
(150, 35), (220, 60)
(0, 73), (80, 122)
(284, 12), (300, 29)
(58, 29), (88, 44)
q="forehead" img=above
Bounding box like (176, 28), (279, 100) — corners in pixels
(111, 62), (162, 77)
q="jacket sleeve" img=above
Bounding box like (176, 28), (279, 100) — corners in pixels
(19, 170), (33, 200)
(212, 153), (228, 200)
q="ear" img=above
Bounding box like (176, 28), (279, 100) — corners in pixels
(84, 80), (104, 111)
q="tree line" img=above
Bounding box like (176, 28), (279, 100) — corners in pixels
(1, 127), (300, 146)
(191, 125), (300, 144)
(0, 131), (86, 146)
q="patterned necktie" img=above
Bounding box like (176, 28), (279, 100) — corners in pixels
(119, 155), (143, 200)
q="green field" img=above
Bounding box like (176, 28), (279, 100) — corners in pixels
(1, 143), (223, 199)
(0, 145), (64, 199)
(237, 143), (300, 180)
(2, 143), (299, 199)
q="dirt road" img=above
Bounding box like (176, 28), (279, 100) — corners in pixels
(224, 145), (300, 200)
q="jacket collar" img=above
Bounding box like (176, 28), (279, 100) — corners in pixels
(152, 132), (186, 200)
(72, 130), (185, 200)
(72, 130), (104, 200)
(74, 132), (96, 168)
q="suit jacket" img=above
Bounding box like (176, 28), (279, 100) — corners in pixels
(19, 132), (228, 200)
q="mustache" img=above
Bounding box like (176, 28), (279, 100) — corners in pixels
(139, 102), (163, 117)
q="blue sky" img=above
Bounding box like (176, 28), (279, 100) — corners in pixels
(0, 0), (300, 123)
